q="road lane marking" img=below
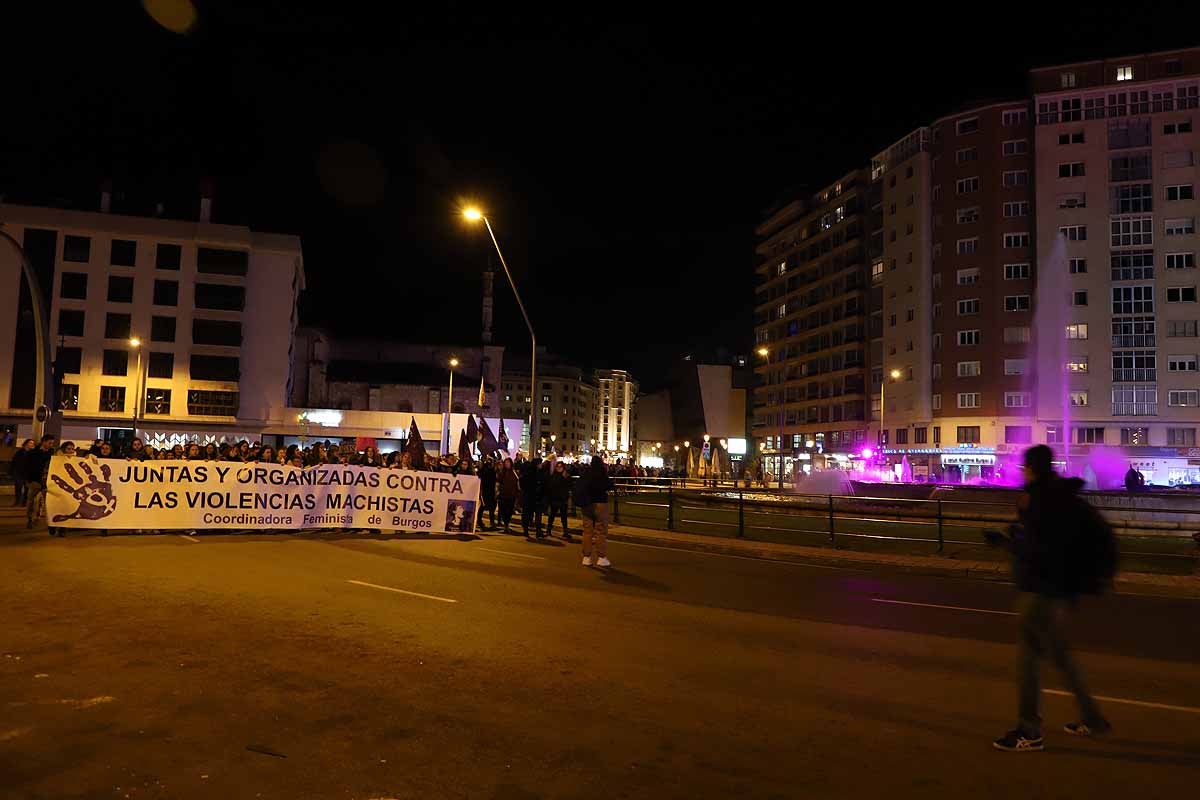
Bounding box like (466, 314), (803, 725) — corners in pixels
(870, 598), (1018, 616)
(179, 534), (200, 543)
(615, 540), (852, 569)
(346, 579), (457, 604)
(1042, 689), (1200, 715)
(475, 547), (545, 561)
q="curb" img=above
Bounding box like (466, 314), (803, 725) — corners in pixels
(606, 528), (1200, 596)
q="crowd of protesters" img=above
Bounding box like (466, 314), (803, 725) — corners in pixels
(9, 435), (630, 565)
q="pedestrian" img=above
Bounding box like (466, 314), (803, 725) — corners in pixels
(10, 438), (34, 507)
(259, 446), (276, 465)
(544, 460), (571, 539)
(521, 456), (545, 539)
(127, 437), (148, 462)
(360, 446), (382, 468)
(477, 457), (497, 530)
(498, 457), (519, 533)
(23, 434), (57, 530)
(991, 444), (1110, 753)
(575, 455), (613, 567)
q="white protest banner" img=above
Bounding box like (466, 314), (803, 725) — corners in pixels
(45, 457), (481, 533)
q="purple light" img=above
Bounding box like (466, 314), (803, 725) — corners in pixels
(860, 447), (874, 459)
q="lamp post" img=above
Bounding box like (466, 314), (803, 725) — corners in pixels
(445, 356), (458, 454)
(550, 433), (556, 455)
(128, 338), (146, 440)
(463, 207), (537, 459)
(879, 368), (901, 471)
(757, 346), (786, 489)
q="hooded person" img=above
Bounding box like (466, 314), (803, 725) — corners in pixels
(991, 445), (1109, 753)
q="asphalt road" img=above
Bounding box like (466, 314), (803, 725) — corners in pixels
(2, 511), (1199, 799)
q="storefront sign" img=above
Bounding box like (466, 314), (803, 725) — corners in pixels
(941, 454), (997, 466)
(45, 457), (480, 533)
(726, 438), (747, 455)
(297, 409), (344, 427)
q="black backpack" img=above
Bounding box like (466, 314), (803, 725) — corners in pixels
(1069, 498), (1118, 594)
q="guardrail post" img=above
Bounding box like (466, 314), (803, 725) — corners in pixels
(828, 495), (836, 545)
(937, 499), (944, 553)
(738, 490), (745, 538)
(613, 489), (620, 525)
(667, 483), (675, 531)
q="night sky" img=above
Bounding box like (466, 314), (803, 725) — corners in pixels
(1, 3), (1188, 388)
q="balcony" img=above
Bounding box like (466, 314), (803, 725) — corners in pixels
(1112, 369), (1157, 382)
(1111, 335), (1155, 348)
(1112, 403), (1158, 416)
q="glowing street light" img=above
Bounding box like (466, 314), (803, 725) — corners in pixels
(129, 337), (146, 439)
(462, 206), (537, 458)
(879, 368), (903, 456)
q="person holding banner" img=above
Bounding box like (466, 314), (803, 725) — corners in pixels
(23, 434), (57, 529)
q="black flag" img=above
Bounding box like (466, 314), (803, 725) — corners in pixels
(404, 417), (428, 470)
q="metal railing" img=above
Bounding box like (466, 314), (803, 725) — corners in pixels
(585, 480), (1200, 564)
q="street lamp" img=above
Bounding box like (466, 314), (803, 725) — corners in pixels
(129, 337), (146, 440)
(463, 206), (537, 459)
(879, 368), (902, 463)
(756, 345), (786, 490)
(550, 433), (556, 455)
(445, 356), (459, 453)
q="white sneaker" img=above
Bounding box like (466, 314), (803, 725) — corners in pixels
(597, 557), (611, 567)
(581, 556), (593, 566)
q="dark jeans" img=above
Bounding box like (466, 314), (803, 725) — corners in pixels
(12, 478), (26, 505)
(545, 501), (569, 534)
(1017, 592), (1104, 735)
(478, 497), (496, 529)
(521, 499), (543, 536)
(499, 497), (516, 529)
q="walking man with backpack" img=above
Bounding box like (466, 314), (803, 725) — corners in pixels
(990, 445), (1113, 752)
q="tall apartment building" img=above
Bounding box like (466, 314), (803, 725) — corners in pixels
(1032, 49), (1200, 481)
(596, 368), (638, 457)
(753, 171), (872, 479)
(871, 102), (1037, 478)
(500, 354), (598, 456)
(0, 197), (303, 448)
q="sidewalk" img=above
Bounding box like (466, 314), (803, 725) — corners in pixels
(603, 521), (1200, 596)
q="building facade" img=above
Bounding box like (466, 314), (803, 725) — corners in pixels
(1031, 49), (1200, 482)
(500, 353), (598, 457)
(0, 198), (303, 448)
(871, 101), (1038, 478)
(595, 368), (638, 458)
(753, 171), (872, 479)
(757, 47), (1200, 486)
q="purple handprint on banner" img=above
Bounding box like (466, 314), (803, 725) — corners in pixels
(51, 460), (117, 523)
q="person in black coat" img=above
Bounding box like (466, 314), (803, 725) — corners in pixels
(10, 438), (34, 506)
(544, 460), (571, 539)
(477, 458), (497, 530)
(520, 457), (545, 539)
(992, 445), (1108, 752)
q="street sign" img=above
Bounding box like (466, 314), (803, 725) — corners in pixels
(702, 441), (711, 458)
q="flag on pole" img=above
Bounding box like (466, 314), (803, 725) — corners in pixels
(477, 373), (486, 408)
(497, 417), (510, 454)
(478, 416), (501, 456)
(404, 416), (428, 470)
(466, 414), (479, 449)
(457, 429), (472, 463)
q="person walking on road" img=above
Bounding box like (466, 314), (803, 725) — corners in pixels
(477, 457), (497, 531)
(992, 444), (1110, 753)
(23, 434), (57, 529)
(520, 457), (546, 539)
(544, 460), (571, 539)
(576, 455), (613, 567)
(497, 457), (519, 533)
(10, 438), (34, 507)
